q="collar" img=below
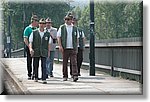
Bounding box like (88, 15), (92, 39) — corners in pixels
(44, 27), (52, 32)
(45, 27), (52, 30)
(65, 23), (73, 27)
(38, 28), (47, 33)
(29, 25), (33, 28)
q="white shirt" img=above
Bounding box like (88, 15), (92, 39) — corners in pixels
(44, 28), (52, 44)
(29, 29), (51, 44)
(45, 27), (57, 51)
(57, 23), (79, 48)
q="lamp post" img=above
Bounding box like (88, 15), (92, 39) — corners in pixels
(7, 9), (13, 58)
(23, 3), (26, 57)
(89, 0), (95, 76)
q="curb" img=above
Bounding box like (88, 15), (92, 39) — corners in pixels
(1, 61), (31, 95)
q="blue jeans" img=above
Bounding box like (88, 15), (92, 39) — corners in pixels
(46, 51), (55, 75)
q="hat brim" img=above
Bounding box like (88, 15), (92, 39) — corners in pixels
(64, 17), (73, 20)
(31, 18), (38, 22)
(39, 21), (45, 23)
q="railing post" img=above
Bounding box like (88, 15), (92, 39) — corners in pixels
(111, 48), (114, 76)
(57, 47), (60, 63)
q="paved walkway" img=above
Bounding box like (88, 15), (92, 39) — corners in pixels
(1, 58), (142, 95)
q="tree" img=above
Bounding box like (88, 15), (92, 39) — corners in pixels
(78, 6), (90, 40)
(76, 1), (142, 40)
(2, 2), (70, 49)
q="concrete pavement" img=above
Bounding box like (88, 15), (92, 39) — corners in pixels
(1, 58), (142, 95)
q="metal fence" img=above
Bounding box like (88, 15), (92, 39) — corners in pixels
(11, 37), (143, 82)
(55, 37), (143, 82)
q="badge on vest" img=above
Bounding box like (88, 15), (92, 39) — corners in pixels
(74, 32), (77, 36)
(45, 36), (48, 40)
(80, 32), (82, 36)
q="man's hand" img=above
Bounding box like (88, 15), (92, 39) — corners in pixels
(59, 46), (64, 53)
(48, 51), (50, 58)
(30, 48), (34, 57)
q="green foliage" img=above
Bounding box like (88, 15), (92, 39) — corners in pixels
(2, 1), (143, 49)
(78, 6), (90, 40)
(75, 1), (142, 40)
(2, 2), (70, 49)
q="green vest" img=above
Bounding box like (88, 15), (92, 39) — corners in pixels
(78, 28), (84, 50)
(32, 30), (50, 57)
(60, 24), (78, 49)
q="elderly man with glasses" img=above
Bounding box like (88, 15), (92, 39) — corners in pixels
(29, 18), (51, 84)
(57, 13), (79, 82)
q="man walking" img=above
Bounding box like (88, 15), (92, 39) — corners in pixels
(29, 18), (51, 84)
(45, 17), (57, 78)
(70, 17), (86, 76)
(23, 15), (38, 80)
(57, 13), (79, 82)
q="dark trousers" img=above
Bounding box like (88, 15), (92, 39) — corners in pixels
(33, 56), (47, 80)
(70, 47), (83, 75)
(77, 48), (83, 74)
(26, 46), (32, 77)
(63, 49), (78, 78)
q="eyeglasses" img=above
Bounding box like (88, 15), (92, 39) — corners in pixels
(65, 18), (72, 21)
(33, 19), (38, 22)
(39, 23), (46, 24)
(46, 22), (52, 24)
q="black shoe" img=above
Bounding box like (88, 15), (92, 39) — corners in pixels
(38, 78), (41, 80)
(34, 78), (38, 82)
(32, 76), (41, 80)
(42, 80), (47, 84)
(73, 76), (78, 82)
(28, 77), (31, 80)
(50, 75), (54, 77)
(31, 76), (35, 80)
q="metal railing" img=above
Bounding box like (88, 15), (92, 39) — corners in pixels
(11, 37), (143, 82)
(55, 37), (143, 82)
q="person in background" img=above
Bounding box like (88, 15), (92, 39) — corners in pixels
(23, 15), (38, 80)
(29, 18), (51, 84)
(45, 17), (57, 78)
(70, 17), (86, 76)
(57, 13), (79, 82)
